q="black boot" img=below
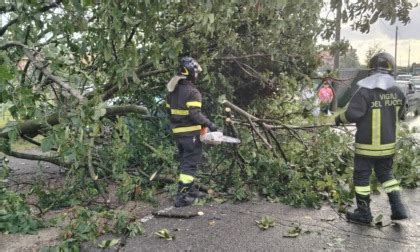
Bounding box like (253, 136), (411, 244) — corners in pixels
(187, 183), (208, 199)
(388, 191), (408, 220)
(174, 182), (195, 208)
(346, 194), (373, 224)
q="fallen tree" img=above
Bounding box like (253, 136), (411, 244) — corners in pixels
(0, 2), (418, 250)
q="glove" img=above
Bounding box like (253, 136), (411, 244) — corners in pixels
(208, 123), (220, 132)
(335, 116), (342, 126)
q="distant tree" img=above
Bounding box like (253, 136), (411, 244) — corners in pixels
(323, 0), (417, 39)
(340, 47), (360, 69)
(365, 43), (385, 66)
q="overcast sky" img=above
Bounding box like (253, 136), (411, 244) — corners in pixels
(340, 2), (420, 66)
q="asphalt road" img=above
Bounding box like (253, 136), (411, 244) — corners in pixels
(85, 189), (420, 251)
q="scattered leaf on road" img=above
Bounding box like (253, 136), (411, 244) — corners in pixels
(193, 198), (206, 206)
(321, 216), (335, 222)
(256, 216), (275, 230)
(213, 198), (227, 204)
(283, 223), (301, 238)
(373, 214), (391, 227)
(97, 239), (120, 248)
(374, 214), (383, 224)
(155, 228), (175, 240)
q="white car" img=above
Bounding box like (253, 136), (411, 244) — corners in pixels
(396, 80), (410, 94)
(397, 80), (420, 116)
(397, 74), (413, 81)
(410, 76), (420, 92)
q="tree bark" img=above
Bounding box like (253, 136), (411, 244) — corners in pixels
(0, 105), (148, 139)
(7, 150), (65, 166)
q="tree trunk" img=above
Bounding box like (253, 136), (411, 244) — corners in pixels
(0, 105), (148, 139)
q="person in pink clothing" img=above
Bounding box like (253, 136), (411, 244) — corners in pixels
(318, 81), (334, 115)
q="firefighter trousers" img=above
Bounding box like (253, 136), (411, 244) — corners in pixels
(353, 155), (396, 191)
(175, 134), (202, 177)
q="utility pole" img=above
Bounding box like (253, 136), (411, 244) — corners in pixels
(333, 0), (342, 70)
(394, 25), (398, 78)
(331, 0), (342, 112)
(408, 41), (411, 73)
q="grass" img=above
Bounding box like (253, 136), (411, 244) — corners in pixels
(0, 111), (13, 128)
(11, 136), (45, 152)
(0, 111), (45, 152)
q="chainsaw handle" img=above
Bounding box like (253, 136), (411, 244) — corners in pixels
(200, 127), (209, 135)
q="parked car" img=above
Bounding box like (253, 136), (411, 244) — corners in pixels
(396, 74), (413, 81)
(396, 80), (420, 117)
(409, 76), (420, 92)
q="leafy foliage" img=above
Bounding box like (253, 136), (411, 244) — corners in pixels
(340, 47), (361, 69)
(0, 188), (44, 234)
(256, 216), (275, 230)
(97, 239), (120, 249)
(394, 128), (420, 188)
(41, 207), (144, 250)
(0, 2), (418, 250)
(283, 223), (302, 238)
(364, 43), (385, 66)
(0, 159), (44, 234)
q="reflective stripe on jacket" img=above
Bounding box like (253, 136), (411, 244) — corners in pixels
(338, 86), (406, 158)
(166, 79), (213, 136)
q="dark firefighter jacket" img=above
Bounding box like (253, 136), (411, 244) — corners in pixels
(166, 79), (214, 137)
(338, 86), (405, 158)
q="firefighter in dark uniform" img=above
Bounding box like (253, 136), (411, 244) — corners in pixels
(166, 57), (218, 207)
(335, 52), (408, 223)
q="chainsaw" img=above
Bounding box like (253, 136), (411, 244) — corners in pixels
(149, 128), (240, 181)
(199, 127), (241, 145)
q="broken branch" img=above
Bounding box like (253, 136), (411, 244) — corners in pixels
(222, 100), (259, 121)
(152, 211), (200, 219)
(0, 105), (148, 139)
(246, 117), (272, 149)
(7, 150), (65, 167)
(22, 48), (87, 103)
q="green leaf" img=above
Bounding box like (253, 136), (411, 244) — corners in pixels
(93, 106), (107, 121)
(82, 0), (92, 7)
(98, 239), (120, 248)
(208, 13), (215, 24)
(103, 48), (112, 61)
(0, 65), (14, 81)
(373, 214), (391, 227)
(41, 135), (56, 152)
(155, 228), (175, 240)
(123, 16), (137, 26)
(127, 222), (144, 237)
(256, 216), (275, 230)
(283, 223), (301, 238)
(370, 11), (380, 24)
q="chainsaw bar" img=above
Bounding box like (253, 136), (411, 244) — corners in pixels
(221, 135), (241, 144)
(200, 132), (241, 145)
